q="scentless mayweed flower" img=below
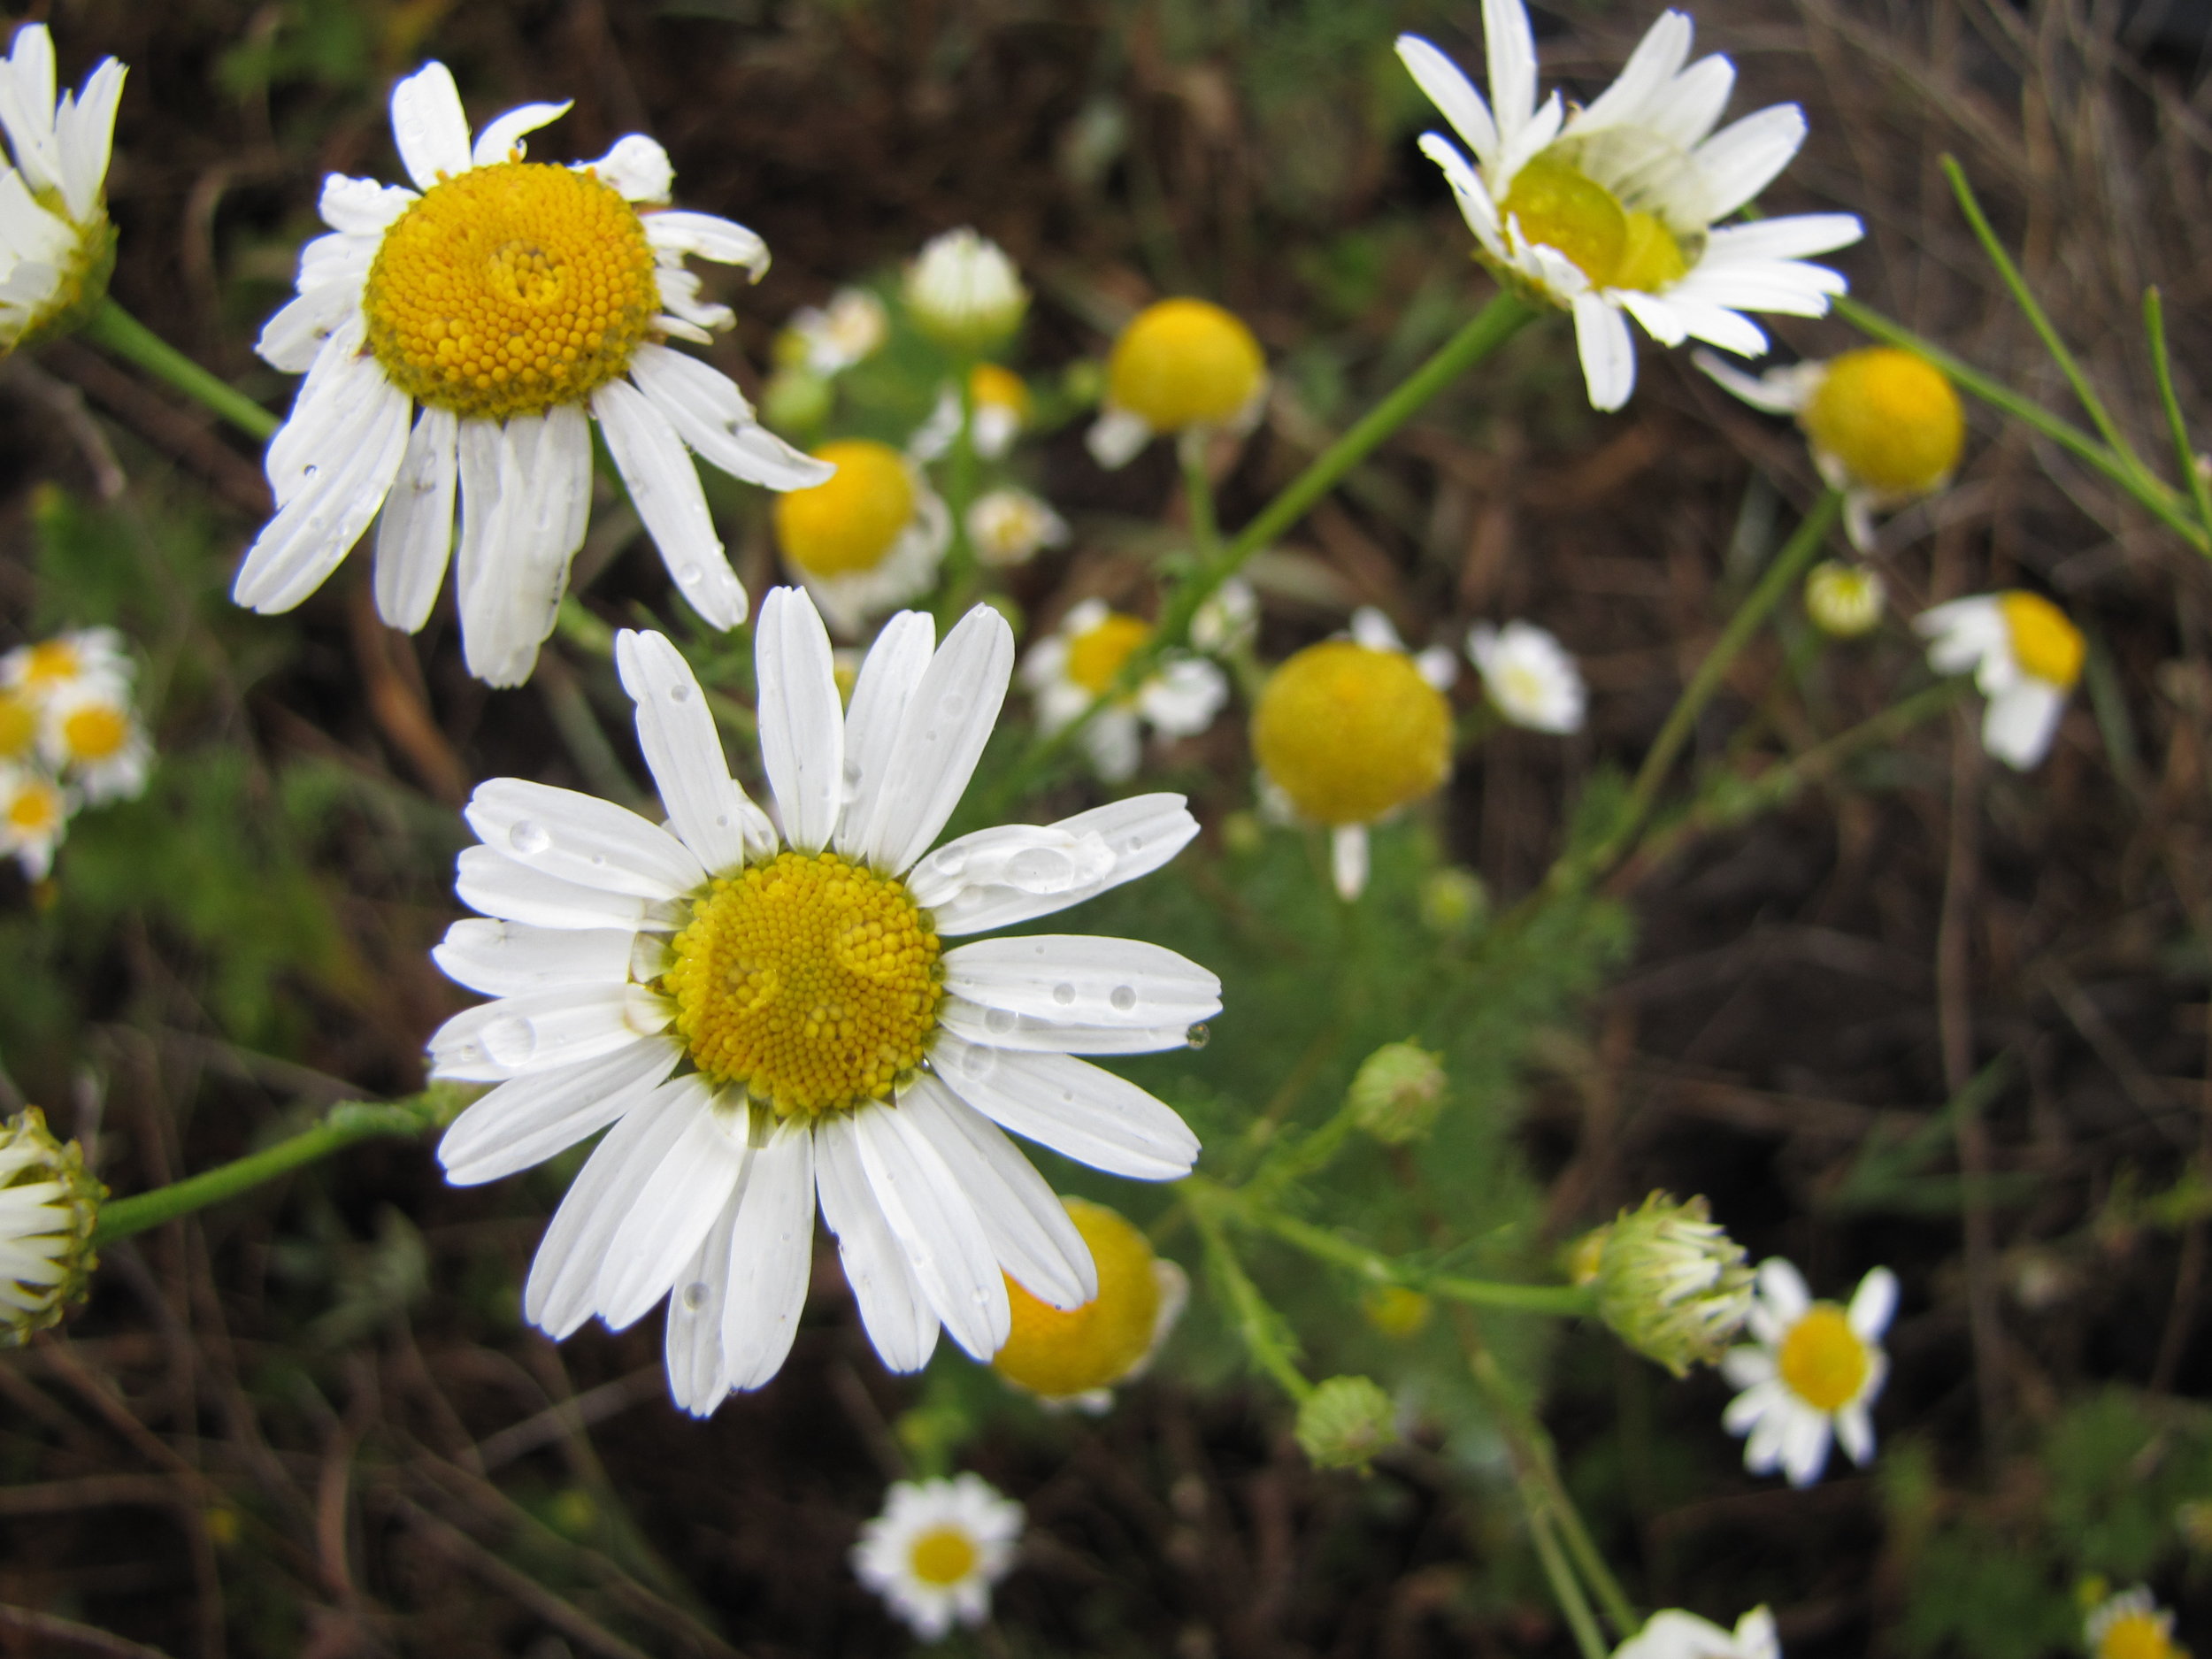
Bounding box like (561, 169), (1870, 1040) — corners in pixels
(853, 1474), (1024, 1640)
(992, 1196), (1187, 1410)
(1253, 610), (1456, 901)
(239, 61), (829, 687)
(1615, 1607), (1780, 1659)
(1577, 1192), (1754, 1377)
(965, 487), (1068, 569)
(0, 1106), (102, 1343)
(1022, 598), (1229, 783)
(1399, 3), (1862, 411)
(1701, 346), (1964, 549)
(778, 286), (887, 377)
(0, 25), (124, 352)
(1467, 619), (1586, 733)
(2085, 1586), (2188, 1659)
(772, 438), (950, 634)
(903, 227), (1027, 352)
(1296, 1374), (1400, 1472)
(1915, 590), (2084, 770)
(1721, 1258), (1897, 1487)
(0, 764), (69, 879)
(428, 591), (1213, 1412)
(912, 363), (1032, 464)
(1803, 560), (1886, 639)
(1088, 298), (1267, 469)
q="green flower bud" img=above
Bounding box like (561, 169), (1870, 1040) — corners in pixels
(760, 368), (833, 438)
(1579, 1192), (1752, 1377)
(0, 1107), (103, 1344)
(1347, 1041), (1447, 1146)
(902, 228), (1027, 352)
(1295, 1374), (1397, 1472)
(1419, 866), (1489, 939)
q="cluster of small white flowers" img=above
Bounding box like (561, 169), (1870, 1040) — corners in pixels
(0, 627), (148, 879)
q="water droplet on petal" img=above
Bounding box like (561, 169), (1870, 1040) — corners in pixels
(508, 818), (550, 855)
(1109, 985), (1137, 1012)
(678, 565), (703, 585)
(681, 1281), (708, 1311)
(984, 1007), (1017, 1035)
(1185, 1022), (1210, 1050)
(482, 1014), (539, 1065)
(1051, 982), (1076, 1007)
(669, 683), (693, 703)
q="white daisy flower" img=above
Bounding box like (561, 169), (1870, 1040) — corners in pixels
(851, 1473), (1023, 1640)
(0, 764), (70, 879)
(910, 363), (1031, 464)
(780, 286), (887, 376)
(772, 438), (951, 635)
(2085, 1587), (2185, 1659)
(1467, 618), (1585, 733)
(428, 588), (1211, 1413)
(1914, 590), (2082, 770)
(992, 1195), (1188, 1413)
(39, 677), (149, 803)
(0, 23), (123, 351)
(1, 626), (129, 702)
(1190, 575), (1259, 657)
(239, 61), (831, 687)
(1615, 1607), (1779, 1659)
(1398, 3), (1863, 411)
(1021, 598), (1229, 783)
(0, 1107), (101, 1344)
(1720, 1257), (1896, 1487)
(965, 487), (1068, 569)
(903, 227), (1027, 352)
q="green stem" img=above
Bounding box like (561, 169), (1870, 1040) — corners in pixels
(1180, 433), (1220, 556)
(2143, 288), (2212, 541)
(92, 1086), (469, 1245)
(937, 363), (982, 625)
(1187, 1190), (1313, 1402)
(1529, 1503), (1612, 1659)
(81, 298), (280, 442)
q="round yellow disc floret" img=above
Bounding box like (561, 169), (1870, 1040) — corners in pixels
(1106, 298), (1264, 433)
(1064, 612), (1151, 695)
(0, 694), (35, 760)
(772, 440), (917, 578)
(361, 162), (659, 422)
(970, 362), (1030, 420)
(908, 1525), (980, 1587)
(1777, 1304), (1869, 1412)
(2096, 1610), (2184, 1659)
(1999, 590), (2085, 690)
(1498, 156), (1689, 292)
(993, 1198), (1163, 1399)
(662, 850), (942, 1118)
(1802, 348), (1964, 496)
(5, 780), (62, 836)
(59, 704), (128, 763)
(1251, 641), (1451, 826)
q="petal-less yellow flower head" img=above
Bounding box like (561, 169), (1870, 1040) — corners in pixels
(662, 849), (942, 1118)
(772, 439), (916, 578)
(970, 362), (1030, 423)
(1363, 1285), (1433, 1338)
(361, 162), (660, 423)
(58, 702), (127, 764)
(1801, 348), (1963, 497)
(1107, 299), (1265, 434)
(1064, 611), (1152, 695)
(994, 1198), (1163, 1399)
(1252, 641), (1451, 826)
(908, 1526), (981, 1587)
(1804, 561), (1886, 639)
(1777, 1303), (1870, 1412)
(1498, 154), (1690, 294)
(1999, 590), (2085, 690)
(0, 692), (34, 760)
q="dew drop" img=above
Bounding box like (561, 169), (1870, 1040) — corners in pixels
(590, 852), (608, 868)
(303, 463), (320, 479)
(508, 818), (550, 855)
(1109, 984), (1137, 1012)
(1185, 1022), (1210, 1050)
(681, 1281), (709, 1311)
(481, 1014), (539, 1065)
(984, 1007), (1018, 1035)
(1051, 982), (1077, 1007)
(669, 683), (693, 703)
(678, 565), (703, 585)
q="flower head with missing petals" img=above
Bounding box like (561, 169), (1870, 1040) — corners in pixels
(241, 61), (831, 687)
(1022, 598), (1228, 783)
(1915, 590), (2082, 769)
(992, 1196), (1187, 1411)
(1089, 298), (1268, 469)
(852, 1474), (1024, 1640)
(1721, 1257), (1896, 1486)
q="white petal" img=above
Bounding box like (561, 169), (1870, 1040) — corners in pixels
(471, 100), (571, 167)
(1719, 1346), (1776, 1388)
(319, 173), (414, 236)
(1671, 301), (1770, 359)
(1687, 104), (1807, 221)
(598, 1104), (749, 1329)
(388, 61), (473, 193)
(255, 280), (360, 375)
(937, 997), (1198, 1056)
(1332, 824), (1370, 901)
(854, 603), (1015, 874)
(438, 1037), (680, 1186)
(1571, 291), (1638, 412)
(664, 1187), (740, 1414)
(373, 403), (458, 631)
(1417, 132), (1503, 253)
(579, 134), (672, 204)
(427, 983), (666, 1082)
(1617, 289), (1686, 348)
(941, 934), (1221, 1027)
(1395, 35), (1499, 166)
(1834, 1401), (1875, 1466)
(432, 918), (636, 996)
(1702, 214), (1864, 264)
(1567, 12), (1691, 137)
(644, 209), (770, 275)
(901, 1073), (1096, 1308)
(716, 1115), (818, 1389)
(929, 1036), (1200, 1179)
(853, 1102), (1010, 1359)
(1983, 680), (2065, 769)
(234, 370), (412, 614)
(454, 405), (592, 687)
(753, 586), (845, 852)
(455, 845), (672, 932)
(907, 794), (1199, 934)
(1847, 1265), (1899, 1338)
(1756, 1257), (1811, 1323)
(1086, 407), (1153, 470)
(626, 343), (834, 490)
(465, 777), (707, 900)
(834, 611), (935, 858)
(592, 377), (746, 630)
(1644, 53), (1734, 151)
(1779, 1409), (1832, 1486)
(1669, 262), (1846, 319)
(1483, 0), (1540, 144)
(614, 628), (773, 872)
(816, 1112), (939, 1371)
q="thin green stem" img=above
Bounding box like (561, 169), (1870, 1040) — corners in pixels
(93, 1085), (470, 1245)
(1180, 434), (1220, 557)
(1187, 1189), (1313, 1402)
(81, 298), (280, 442)
(2144, 288), (2212, 541)
(1529, 1504), (1612, 1659)
(937, 363), (983, 625)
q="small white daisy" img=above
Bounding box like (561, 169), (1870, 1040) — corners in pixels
(780, 286), (887, 377)
(772, 438), (951, 635)
(1399, 2), (1863, 411)
(429, 588), (1212, 1413)
(1190, 576), (1260, 656)
(1, 626), (129, 702)
(0, 1107), (101, 1344)
(965, 487), (1068, 568)
(39, 677), (148, 803)
(1914, 590), (2082, 770)
(1721, 1257), (1896, 1487)
(1021, 598), (1229, 783)
(2085, 1587), (2186, 1659)
(910, 363), (1032, 464)
(240, 61), (830, 687)
(1615, 1607), (1779, 1659)
(992, 1195), (1188, 1413)
(0, 764), (70, 879)
(851, 1473), (1024, 1640)
(0, 23), (123, 351)
(903, 227), (1027, 351)
(1467, 618), (1585, 733)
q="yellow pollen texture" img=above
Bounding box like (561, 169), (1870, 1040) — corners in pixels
(1777, 1305), (1869, 1412)
(1107, 298), (1264, 432)
(1500, 157), (1688, 291)
(1803, 348), (1964, 495)
(2000, 591), (2085, 690)
(907, 1525), (980, 1588)
(773, 440), (916, 577)
(1251, 641), (1451, 826)
(2099, 1614), (2181, 1659)
(1064, 613), (1151, 695)
(994, 1199), (1162, 1399)
(970, 362), (1030, 419)
(60, 704), (127, 762)
(362, 162), (657, 421)
(663, 850), (941, 1118)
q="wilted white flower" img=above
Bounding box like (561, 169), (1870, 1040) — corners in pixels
(1577, 1192), (1753, 1376)
(1915, 591), (2082, 769)
(852, 1474), (1024, 1640)
(1467, 619), (1585, 733)
(1721, 1258), (1896, 1487)
(1022, 599), (1228, 783)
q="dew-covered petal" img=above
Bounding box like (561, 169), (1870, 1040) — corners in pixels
(373, 403), (458, 632)
(664, 1187), (739, 1415)
(716, 1114), (818, 1389)
(454, 845), (673, 933)
(643, 209), (769, 275)
(388, 61), (473, 193)
(929, 1035), (1200, 1179)
(941, 934), (1221, 1028)
(852, 1101), (1009, 1360)
(427, 982), (669, 1082)
(438, 1035), (680, 1186)
(465, 777), (707, 901)
(432, 918), (636, 997)
(592, 377), (747, 631)
(854, 603), (1015, 875)
(937, 997), (1198, 1056)
(626, 343), (833, 491)
(752, 586), (845, 853)
(614, 627), (772, 873)
(816, 1111), (939, 1373)
(471, 100), (571, 167)
(578, 134), (672, 204)
(906, 794), (1198, 934)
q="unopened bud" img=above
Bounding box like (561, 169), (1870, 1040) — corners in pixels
(1804, 561), (1886, 639)
(1579, 1193), (1752, 1377)
(1419, 867), (1489, 939)
(1295, 1374), (1397, 1472)
(1347, 1042), (1447, 1145)
(903, 228), (1028, 352)
(0, 1107), (102, 1343)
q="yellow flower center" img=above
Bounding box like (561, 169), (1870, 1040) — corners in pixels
(1802, 348), (1964, 495)
(994, 1198), (1163, 1398)
(772, 440), (916, 578)
(1362, 1285), (1433, 1339)
(19, 641), (81, 688)
(1777, 1304), (1870, 1412)
(0, 694), (35, 760)
(2098, 1612), (2182, 1659)
(1106, 298), (1265, 432)
(907, 1525), (980, 1588)
(361, 161), (659, 422)
(1499, 156), (1689, 292)
(971, 362), (1030, 421)
(662, 850), (941, 1118)
(1064, 612), (1151, 695)
(5, 780), (61, 835)
(1999, 591), (2084, 690)
(59, 704), (127, 763)
(1251, 641), (1451, 826)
